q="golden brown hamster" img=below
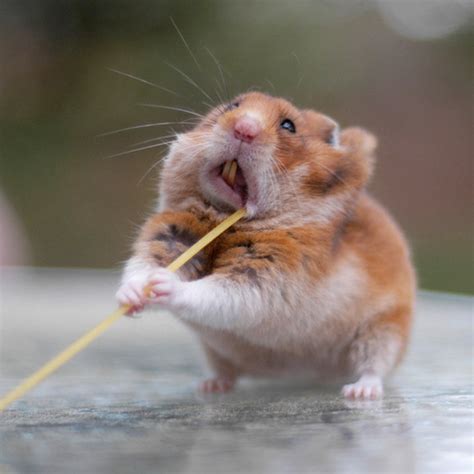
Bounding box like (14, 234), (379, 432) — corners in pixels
(116, 92), (415, 400)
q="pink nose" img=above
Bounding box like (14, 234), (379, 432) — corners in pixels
(234, 116), (261, 143)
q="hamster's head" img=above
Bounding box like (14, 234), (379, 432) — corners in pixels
(160, 92), (377, 220)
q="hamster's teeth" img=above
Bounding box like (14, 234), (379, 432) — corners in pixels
(222, 160), (238, 187)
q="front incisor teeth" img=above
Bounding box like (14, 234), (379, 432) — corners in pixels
(223, 160), (238, 186)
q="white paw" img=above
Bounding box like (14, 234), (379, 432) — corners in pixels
(342, 374), (383, 400)
(116, 275), (150, 315)
(147, 267), (183, 308)
(198, 377), (235, 394)
(116, 267), (182, 315)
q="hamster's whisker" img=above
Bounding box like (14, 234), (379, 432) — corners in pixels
(164, 61), (214, 104)
(155, 139), (210, 160)
(209, 76), (225, 105)
(139, 137), (213, 188)
(107, 68), (180, 97)
(136, 135), (217, 190)
(170, 17), (202, 72)
(137, 151), (169, 185)
(104, 141), (176, 159)
(182, 144), (214, 162)
(142, 142), (212, 185)
(212, 79), (226, 105)
(128, 134), (178, 148)
(264, 79), (276, 94)
(168, 126), (179, 141)
(204, 47), (230, 104)
(291, 52), (305, 90)
(137, 104), (204, 118)
(97, 121), (197, 137)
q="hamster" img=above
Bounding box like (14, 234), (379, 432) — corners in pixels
(116, 92), (416, 400)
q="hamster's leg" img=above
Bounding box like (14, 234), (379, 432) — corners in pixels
(342, 306), (411, 400)
(116, 212), (213, 314)
(198, 344), (240, 393)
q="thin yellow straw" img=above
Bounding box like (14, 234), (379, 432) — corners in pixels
(0, 208), (246, 412)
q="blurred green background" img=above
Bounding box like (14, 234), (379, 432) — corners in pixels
(0, 0), (472, 293)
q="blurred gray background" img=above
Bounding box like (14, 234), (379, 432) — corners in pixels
(0, 0), (472, 293)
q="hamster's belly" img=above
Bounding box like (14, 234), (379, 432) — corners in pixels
(188, 249), (397, 378)
(195, 325), (352, 379)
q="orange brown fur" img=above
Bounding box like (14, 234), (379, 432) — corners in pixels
(117, 92), (416, 398)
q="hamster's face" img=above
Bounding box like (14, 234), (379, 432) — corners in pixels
(162, 92), (375, 218)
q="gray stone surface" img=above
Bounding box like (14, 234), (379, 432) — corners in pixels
(0, 268), (472, 474)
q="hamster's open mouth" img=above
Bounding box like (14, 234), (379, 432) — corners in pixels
(209, 159), (248, 207)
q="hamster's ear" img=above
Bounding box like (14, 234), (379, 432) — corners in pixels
(340, 127), (377, 178)
(324, 120), (340, 148)
(300, 110), (340, 147)
(340, 127), (377, 157)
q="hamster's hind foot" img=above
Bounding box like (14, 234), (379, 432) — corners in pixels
(198, 377), (235, 394)
(342, 374), (383, 400)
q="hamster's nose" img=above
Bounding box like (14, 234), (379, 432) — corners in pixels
(234, 115), (262, 143)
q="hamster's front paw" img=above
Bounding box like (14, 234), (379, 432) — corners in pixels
(342, 374), (383, 400)
(116, 267), (183, 315)
(147, 267), (184, 308)
(116, 274), (150, 315)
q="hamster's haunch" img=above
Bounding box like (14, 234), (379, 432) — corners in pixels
(116, 92), (415, 400)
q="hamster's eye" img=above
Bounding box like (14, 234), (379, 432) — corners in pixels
(280, 118), (296, 133)
(224, 102), (240, 112)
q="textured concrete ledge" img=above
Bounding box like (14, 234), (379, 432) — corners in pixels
(0, 268), (472, 474)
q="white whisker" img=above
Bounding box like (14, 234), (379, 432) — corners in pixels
(137, 152), (168, 185)
(107, 68), (179, 96)
(170, 17), (202, 72)
(138, 103), (204, 118)
(104, 141), (175, 159)
(204, 47), (230, 103)
(140, 140), (213, 186)
(265, 79), (276, 94)
(291, 52), (305, 89)
(165, 61), (214, 103)
(97, 121), (194, 137)
(129, 133), (178, 148)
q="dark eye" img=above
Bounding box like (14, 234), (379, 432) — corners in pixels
(280, 118), (296, 133)
(225, 102), (240, 112)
